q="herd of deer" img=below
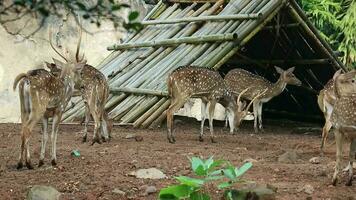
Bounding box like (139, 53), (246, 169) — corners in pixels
(12, 29), (355, 186)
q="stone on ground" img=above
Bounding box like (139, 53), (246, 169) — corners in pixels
(27, 185), (60, 200)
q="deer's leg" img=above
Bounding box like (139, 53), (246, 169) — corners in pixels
(321, 108), (332, 156)
(100, 111), (110, 142)
(199, 101), (207, 142)
(50, 114), (60, 166)
(82, 106), (90, 143)
(21, 113), (41, 170)
(17, 126), (26, 169)
(166, 98), (186, 143)
(332, 129), (343, 186)
(257, 102), (263, 132)
(208, 100), (217, 143)
(253, 101), (259, 133)
(38, 118), (48, 167)
(91, 111), (102, 145)
(346, 139), (356, 186)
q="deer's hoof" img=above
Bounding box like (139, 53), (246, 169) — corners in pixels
(26, 162), (34, 170)
(199, 137), (204, 142)
(346, 179), (353, 186)
(51, 159), (57, 166)
(168, 138), (175, 144)
(91, 138), (102, 145)
(332, 178), (338, 186)
(211, 138), (217, 143)
(17, 162), (23, 170)
(82, 136), (87, 143)
(38, 160), (44, 167)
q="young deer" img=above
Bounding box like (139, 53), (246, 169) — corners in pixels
(48, 44), (112, 144)
(330, 70), (356, 186)
(317, 69), (342, 155)
(166, 66), (262, 143)
(12, 28), (87, 169)
(225, 67), (302, 133)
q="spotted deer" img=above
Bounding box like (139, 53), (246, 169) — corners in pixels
(330, 70), (356, 186)
(317, 69), (342, 155)
(47, 28), (112, 144)
(225, 67), (302, 133)
(166, 66), (263, 143)
(13, 31), (85, 169)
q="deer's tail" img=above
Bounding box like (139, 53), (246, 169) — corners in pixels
(167, 76), (174, 97)
(13, 73), (27, 91)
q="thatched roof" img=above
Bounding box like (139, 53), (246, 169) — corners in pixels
(63, 0), (345, 127)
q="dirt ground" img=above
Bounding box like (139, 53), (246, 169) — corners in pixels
(0, 120), (355, 200)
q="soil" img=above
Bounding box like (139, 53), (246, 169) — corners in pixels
(0, 120), (355, 200)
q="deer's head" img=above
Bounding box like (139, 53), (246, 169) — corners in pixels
(333, 69), (356, 97)
(233, 87), (267, 129)
(275, 66), (302, 86)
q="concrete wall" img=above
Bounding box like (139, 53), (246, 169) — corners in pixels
(0, 1), (151, 122)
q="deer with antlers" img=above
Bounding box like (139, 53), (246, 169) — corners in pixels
(13, 30), (86, 169)
(317, 69), (342, 155)
(330, 70), (356, 186)
(48, 28), (112, 144)
(166, 66), (264, 143)
(225, 67), (302, 133)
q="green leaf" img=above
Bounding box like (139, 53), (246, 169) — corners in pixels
(128, 11), (139, 21)
(190, 191), (211, 200)
(207, 160), (225, 172)
(159, 184), (193, 199)
(218, 182), (232, 189)
(204, 175), (224, 181)
(191, 157), (205, 173)
(235, 162), (252, 177)
(223, 166), (236, 180)
(209, 169), (223, 176)
(204, 156), (214, 169)
(175, 176), (204, 187)
(194, 165), (206, 176)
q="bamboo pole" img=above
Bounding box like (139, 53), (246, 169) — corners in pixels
(110, 87), (168, 96)
(107, 33), (238, 50)
(262, 23), (299, 30)
(133, 97), (167, 127)
(227, 58), (331, 65)
(142, 13), (262, 25)
(142, 99), (171, 128)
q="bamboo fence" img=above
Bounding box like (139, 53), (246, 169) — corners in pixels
(63, 0), (345, 128)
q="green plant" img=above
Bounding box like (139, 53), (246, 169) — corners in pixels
(159, 157), (253, 200)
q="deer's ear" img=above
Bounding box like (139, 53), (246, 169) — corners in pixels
(274, 66), (284, 74)
(286, 66), (295, 73)
(52, 58), (65, 69)
(333, 69), (343, 80)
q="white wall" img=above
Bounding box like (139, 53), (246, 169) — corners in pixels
(0, 1), (151, 122)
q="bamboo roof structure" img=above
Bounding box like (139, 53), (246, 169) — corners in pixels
(63, 0), (345, 127)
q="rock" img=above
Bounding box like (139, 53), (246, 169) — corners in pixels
(112, 188), (125, 195)
(243, 158), (258, 163)
(224, 185), (276, 200)
(125, 134), (136, 139)
(130, 168), (166, 179)
(278, 150), (298, 163)
(27, 185), (60, 200)
(297, 184), (314, 195)
(145, 186), (157, 195)
(309, 157), (320, 164)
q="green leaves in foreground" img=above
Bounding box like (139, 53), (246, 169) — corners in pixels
(159, 156), (253, 200)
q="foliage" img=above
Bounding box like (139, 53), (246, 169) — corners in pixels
(158, 156), (253, 200)
(0, 0), (142, 38)
(299, 0), (356, 68)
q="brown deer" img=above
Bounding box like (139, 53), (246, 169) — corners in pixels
(166, 66), (263, 143)
(225, 67), (302, 133)
(317, 69), (342, 155)
(48, 63), (112, 144)
(13, 31), (86, 169)
(330, 70), (356, 186)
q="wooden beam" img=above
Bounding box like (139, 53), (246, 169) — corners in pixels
(107, 33), (238, 50)
(142, 13), (262, 25)
(110, 87), (168, 96)
(262, 23), (300, 30)
(228, 58), (332, 65)
(167, 0), (227, 3)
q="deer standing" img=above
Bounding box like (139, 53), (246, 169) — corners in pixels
(330, 70), (356, 186)
(317, 70), (342, 155)
(166, 66), (263, 143)
(47, 29), (112, 144)
(225, 67), (302, 133)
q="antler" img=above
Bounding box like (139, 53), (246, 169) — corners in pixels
(245, 88), (268, 112)
(237, 87), (252, 105)
(75, 20), (85, 62)
(49, 28), (68, 62)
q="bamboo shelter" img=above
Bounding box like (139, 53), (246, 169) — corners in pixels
(63, 0), (345, 127)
